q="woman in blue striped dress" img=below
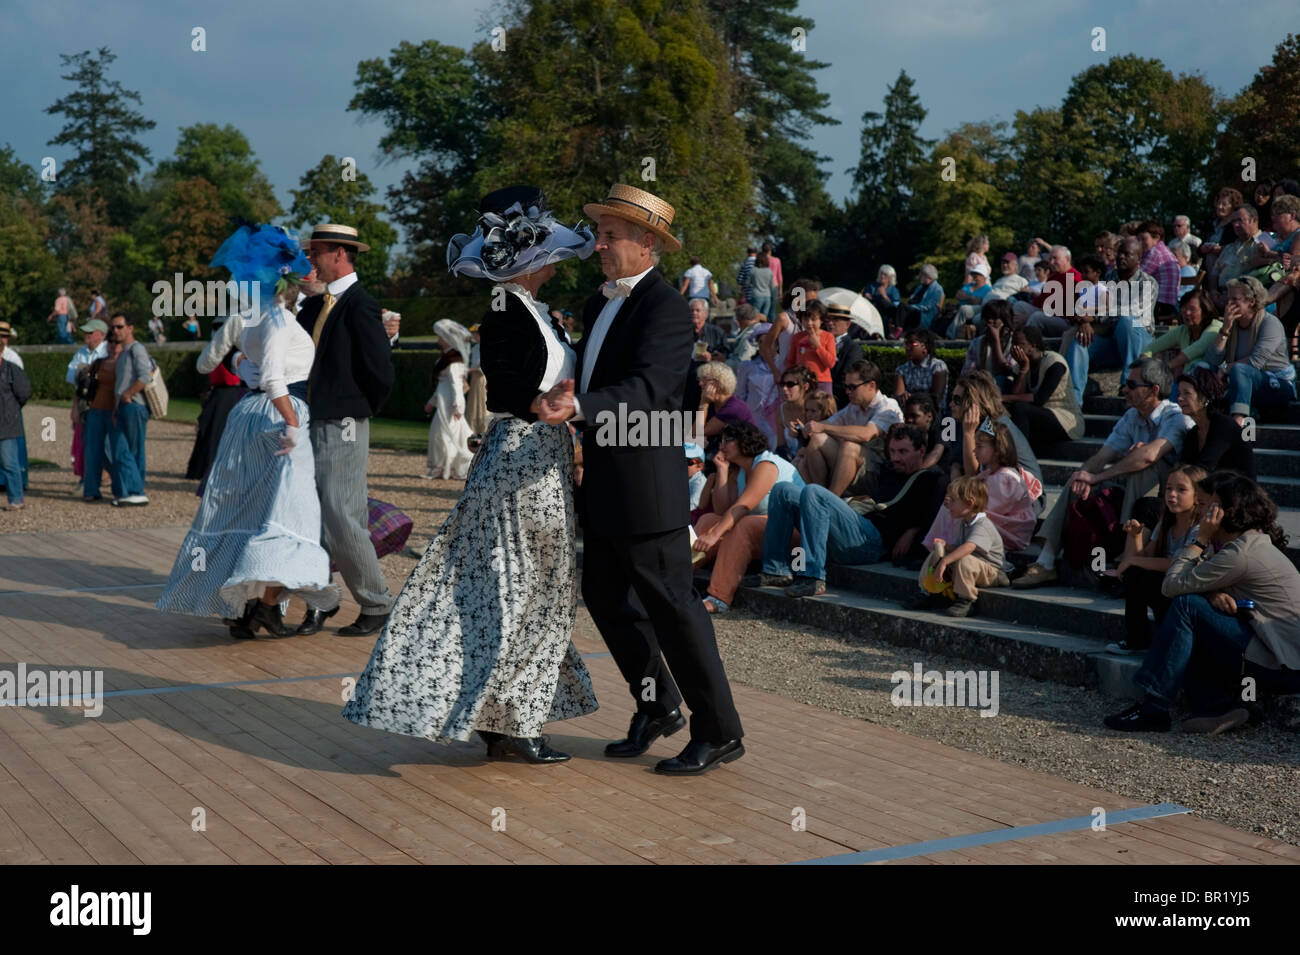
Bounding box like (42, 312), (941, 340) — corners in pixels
(156, 225), (337, 637)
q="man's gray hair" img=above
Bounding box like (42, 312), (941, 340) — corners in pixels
(919, 264), (938, 280)
(1051, 245), (1072, 263)
(688, 297), (709, 315)
(631, 224), (665, 265)
(1236, 204), (1259, 222)
(1129, 357), (1172, 399)
(1173, 215), (1191, 227)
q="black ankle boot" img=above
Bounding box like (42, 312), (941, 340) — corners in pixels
(227, 600), (258, 639)
(486, 735), (571, 764)
(250, 601), (293, 638)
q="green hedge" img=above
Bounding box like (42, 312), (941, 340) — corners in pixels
(863, 346), (967, 385)
(21, 345), (207, 407)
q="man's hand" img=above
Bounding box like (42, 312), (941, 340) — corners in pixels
(536, 379), (575, 424)
(891, 527), (918, 561)
(1207, 590), (1237, 615)
(382, 311), (401, 340)
(1069, 468), (1095, 499)
(694, 526), (723, 552)
(1076, 321), (1094, 348)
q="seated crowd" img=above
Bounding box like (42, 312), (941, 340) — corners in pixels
(686, 193), (1300, 734)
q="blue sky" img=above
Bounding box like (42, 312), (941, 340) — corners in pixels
(2, 0), (1289, 248)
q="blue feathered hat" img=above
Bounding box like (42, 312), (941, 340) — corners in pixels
(210, 223), (311, 298)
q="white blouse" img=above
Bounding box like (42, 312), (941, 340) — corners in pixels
(235, 303), (315, 400)
(504, 284), (575, 391)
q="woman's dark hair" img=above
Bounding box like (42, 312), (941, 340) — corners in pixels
(1198, 472), (1288, 550)
(1077, 253), (1106, 275)
(1017, 324), (1046, 352)
(755, 252), (770, 269)
(1181, 288), (1219, 335)
(1274, 178), (1300, 198)
(977, 299), (1013, 369)
(1175, 366), (1227, 414)
(432, 348), (463, 380)
(723, 421), (770, 460)
(782, 363), (818, 395)
(782, 277), (822, 311)
(905, 327), (937, 357)
(802, 300), (829, 326)
(1153, 464), (1207, 558)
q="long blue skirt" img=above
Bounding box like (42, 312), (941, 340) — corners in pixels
(156, 391), (338, 619)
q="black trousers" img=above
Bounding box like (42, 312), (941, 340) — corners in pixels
(1009, 401), (1070, 450)
(582, 527), (744, 742)
(1123, 566), (1170, 649)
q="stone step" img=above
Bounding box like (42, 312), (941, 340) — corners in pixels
(1084, 395), (1300, 423)
(1081, 414), (1300, 450)
(1051, 439), (1300, 477)
(1038, 459), (1300, 506)
(827, 562), (1126, 643)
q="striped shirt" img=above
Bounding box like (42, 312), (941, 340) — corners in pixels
(1141, 241), (1182, 306)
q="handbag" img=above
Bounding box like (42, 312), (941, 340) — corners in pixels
(142, 356), (169, 418)
(75, 359), (100, 403)
(1063, 485), (1126, 570)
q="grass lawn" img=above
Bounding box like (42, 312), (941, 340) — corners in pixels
(36, 397), (428, 453)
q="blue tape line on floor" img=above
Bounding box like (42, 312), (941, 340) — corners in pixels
(790, 802), (1192, 865)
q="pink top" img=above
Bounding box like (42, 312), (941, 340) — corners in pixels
(924, 466), (1036, 556)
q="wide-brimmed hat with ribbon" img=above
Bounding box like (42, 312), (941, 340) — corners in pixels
(448, 185), (594, 281)
(583, 183), (682, 252)
(307, 223), (371, 252)
(433, 319), (473, 359)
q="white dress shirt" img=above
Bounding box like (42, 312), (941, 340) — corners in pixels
(66, 340), (107, 383)
(326, 271), (358, 298)
(573, 265), (656, 419)
(236, 304), (315, 400)
(198, 311), (244, 374)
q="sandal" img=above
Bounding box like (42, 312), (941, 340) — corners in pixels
(702, 596), (729, 614)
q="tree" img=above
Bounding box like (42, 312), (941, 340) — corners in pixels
(155, 123), (283, 223)
(45, 188), (120, 309)
(158, 177), (228, 278)
(1004, 106), (1102, 250)
(1210, 33), (1300, 196)
(44, 47), (156, 225)
(704, 0), (837, 273)
(289, 155), (398, 289)
(0, 147), (59, 332)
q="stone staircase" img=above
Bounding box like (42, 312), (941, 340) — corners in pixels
(726, 347), (1300, 728)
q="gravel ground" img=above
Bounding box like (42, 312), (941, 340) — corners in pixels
(9, 403), (1299, 847)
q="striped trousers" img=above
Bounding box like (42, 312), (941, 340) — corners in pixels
(311, 416), (394, 615)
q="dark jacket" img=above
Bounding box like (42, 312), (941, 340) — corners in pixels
(0, 359), (32, 440)
(831, 334), (866, 409)
(576, 269), (692, 536)
(479, 292), (564, 422)
(297, 281), (394, 420)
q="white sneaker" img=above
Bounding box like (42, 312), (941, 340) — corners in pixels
(122, 494), (149, 506)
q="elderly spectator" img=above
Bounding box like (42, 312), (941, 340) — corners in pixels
(1137, 220), (1182, 318)
(962, 299), (1018, 387)
(1094, 232), (1120, 278)
(108, 314), (152, 507)
(826, 304), (865, 409)
(0, 329), (31, 511)
(948, 263), (993, 337)
(948, 371), (1043, 495)
(734, 323), (779, 448)
(1170, 216), (1202, 258)
(1261, 193), (1300, 263)
(1062, 236), (1159, 406)
(988, 252), (1030, 302)
(66, 318), (110, 479)
(1004, 325), (1084, 449)
(697, 360), (755, 448)
(899, 264), (944, 334)
(1104, 473), (1300, 734)
(683, 296), (728, 412)
(965, 235), (990, 275)
(1019, 238), (1050, 282)
(679, 255), (718, 304)
(865, 265), (901, 333)
(784, 300), (836, 394)
(796, 358), (902, 496)
(1014, 358), (1187, 589)
(1166, 239), (1199, 300)
(1209, 205), (1275, 302)
(757, 422), (949, 596)
(1175, 366), (1254, 478)
(726, 303), (765, 366)
(895, 328), (948, 410)
(1203, 276), (1296, 423)
(692, 421), (805, 613)
(1142, 288), (1222, 378)
(1014, 245), (1082, 334)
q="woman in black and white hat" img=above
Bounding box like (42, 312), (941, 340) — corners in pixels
(343, 186), (599, 763)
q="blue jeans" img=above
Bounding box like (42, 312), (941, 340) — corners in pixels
(111, 402), (149, 496)
(761, 482), (883, 581)
(1225, 363), (1296, 417)
(1067, 316), (1151, 405)
(1135, 594), (1253, 710)
(749, 294), (772, 320)
(55, 317), (74, 344)
(0, 438), (22, 505)
(82, 408), (119, 499)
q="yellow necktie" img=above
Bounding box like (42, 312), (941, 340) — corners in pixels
(311, 291), (335, 348)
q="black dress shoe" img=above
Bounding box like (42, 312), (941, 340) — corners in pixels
(655, 738), (744, 775)
(604, 709), (687, 758)
(338, 612), (389, 637)
(296, 605), (340, 635)
(485, 735), (570, 764)
(250, 601), (294, 638)
(225, 600), (257, 639)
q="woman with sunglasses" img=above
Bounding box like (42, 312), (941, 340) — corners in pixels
(777, 364), (818, 459)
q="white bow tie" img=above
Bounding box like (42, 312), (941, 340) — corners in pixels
(601, 281), (632, 300)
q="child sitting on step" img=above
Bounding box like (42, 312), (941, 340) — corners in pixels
(909, 475), (1009, 618)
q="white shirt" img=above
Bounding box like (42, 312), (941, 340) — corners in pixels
(826, 391), (903, 433)
(574, 265), (656, 417)
(235, 304), (315, 400)
(66, 340), (108, 383)
(504, 284), (575, 392)
(198, 311), (244, 374)
(1, 348), (22, 369)
(682, 263), (712, 297)
(326, 272), (359, 298)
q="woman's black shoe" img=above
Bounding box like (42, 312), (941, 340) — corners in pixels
(476, 730), (505, 754)
(250, 601), (294, 638)
(486, 735), (571, 763)
(227, 600), (257, 639)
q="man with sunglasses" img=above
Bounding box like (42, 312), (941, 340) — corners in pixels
(1014, 358), (1187, 588)
(796, 359), (902, 497)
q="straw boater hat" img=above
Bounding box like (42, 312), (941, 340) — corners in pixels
(583, 184), (682, 252)
(307, 223), (371, 252)
(0, 321), (16, 339)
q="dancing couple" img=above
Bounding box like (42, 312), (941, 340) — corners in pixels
(343, 184), (745, 775)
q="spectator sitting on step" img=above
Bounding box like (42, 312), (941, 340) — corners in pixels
(1094, 231), (1120, 280)
(776, 363), (818, 459)
(1013, 245), (1081, 334)
(1061, 236), (1159, 406)
(685, 443), (707, 510)
(696, 361), (755, 456)
(864, 264), (901, 334)
(985, 252), (1031, 306)
(1166, 239), (1199, 301)
(946, 371), (1043, 510)
(1201, 276), (1296, 425)
(1003, 324), (1084, 451)
(1138, 219), (1183, 321)
(894, 328), (948, 412)
(1174, 366), (1255, 479)
(904, 393), (949, 470)
(755, 422), (949, 597)
(925, 419), (1038, 554)
(948, 263), (992, 337)
(826, 304), (866, 409)
(907, 475), (1009, 619)
(692, 422), (805, 614)
(725, 303), (765, 366)
(794, 358), (902, 497)
(1208, 205), (1274, 305)
(1073, 254), (1112, 320)
(790, 391), (836, 475)
(961, 299), (1018, 389)
(1104, 463), (1207, 655)
(1013, 358), (1188, 589)
(1104, 472), (1300, 734)
(899, 264), (944, 334)
(1141, 287), (1222, 380)
(1025, 259), (1050, 298)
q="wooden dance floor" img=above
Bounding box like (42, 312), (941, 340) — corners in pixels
(1, 527), (1297, 865)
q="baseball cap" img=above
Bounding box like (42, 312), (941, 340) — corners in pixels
(969, 262), (991, 277)
(1001, 252), (1019, 263)
(684, 443), (705, 462)
(80, 319), (108, 334)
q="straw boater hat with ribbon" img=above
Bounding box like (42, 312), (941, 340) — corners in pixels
(583, 184), (682, 252)
(0, 321), (16, 339)
(307, 223), (371, 252)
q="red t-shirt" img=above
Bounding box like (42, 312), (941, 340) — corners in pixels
(785, 329), (836, 381)
(1032, 268), (1082, 310)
